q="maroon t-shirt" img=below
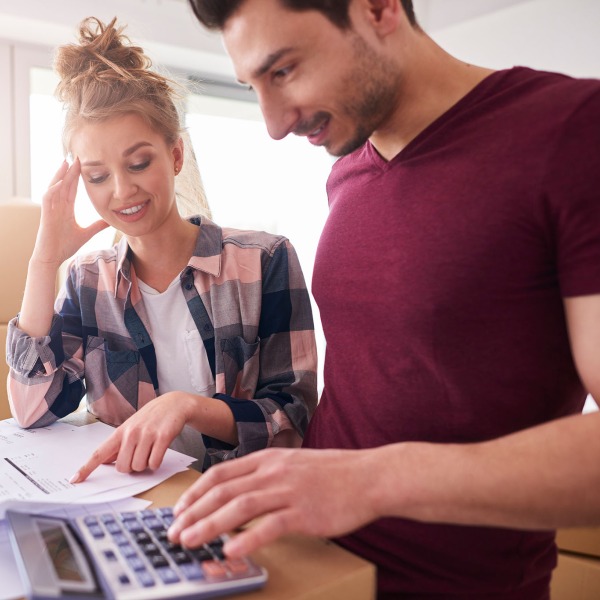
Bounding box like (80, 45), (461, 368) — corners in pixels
(305, 67), (600, 599)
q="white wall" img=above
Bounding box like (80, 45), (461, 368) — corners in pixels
(0, 0), (232, 78)
(428, 0), (600, 78)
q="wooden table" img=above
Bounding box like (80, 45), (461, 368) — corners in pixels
(21, 411), (376, 599)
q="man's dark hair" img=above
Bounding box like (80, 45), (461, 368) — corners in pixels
(187, 0), (416, 31)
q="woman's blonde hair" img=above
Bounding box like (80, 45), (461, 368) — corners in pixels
(54, 16), (210, 219)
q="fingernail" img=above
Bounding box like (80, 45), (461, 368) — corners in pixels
(224, 537), (242, 557)
(69, 472), (80, 484)
(167, 525), (178, 539)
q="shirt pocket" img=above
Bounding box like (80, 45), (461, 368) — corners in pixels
(84, 336), (141, 420)
(183, 329), (216, 395)
(220, 336), (260, 399)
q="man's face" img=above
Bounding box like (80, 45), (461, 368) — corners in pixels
(223, 0), (400, 156)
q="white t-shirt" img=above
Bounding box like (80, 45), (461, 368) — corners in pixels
(138, 276), (216, 466)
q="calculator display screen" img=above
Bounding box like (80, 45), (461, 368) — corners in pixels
(38, 521), (86, 583)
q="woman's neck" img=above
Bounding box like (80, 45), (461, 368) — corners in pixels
(127, 215), (199, 293)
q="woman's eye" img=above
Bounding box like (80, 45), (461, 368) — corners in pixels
(88, 174), (107, 184)
(130, 160), (150, 172)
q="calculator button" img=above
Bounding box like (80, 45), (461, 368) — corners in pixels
(83, 516), (99, 526)
(211, 546), (226, 560)
(156, 567), (180, 584)
(119, 512), (137, 521)
(180, 563), (204, 580)
(87, 524), (105, 539)
(157, 507), (174, 518)
(169, 550), (192, 565)
(142, 516), (163, 530)
(226, 558), (251, 574)
(202, 560), (228, 578)
(118, 574), (131, 585)
(140, 542), (160, 556)
(189, 547), (213, 562)
(123, 519), (144, 533)
(100, 513), (116, 524)
(161, 514), (175, 527)
(106, 522), (122, 535)
(149, 554), (169, 569)
(127, 556), (146, 571)
(113, 533), (129, 546)
(103, 549), (117, 561)
(132, 531), (151, 544)
(119, 544), (137, 558)
(136, 570), (155, 587)
(160, 539), (179, 553)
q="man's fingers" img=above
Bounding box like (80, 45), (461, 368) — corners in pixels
(174, 452), (263, 515)
(171, 487), (287, 548)
(223, 510), (296, 558)
(70, 436), (121, 483)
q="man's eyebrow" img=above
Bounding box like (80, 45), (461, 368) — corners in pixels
(80, 142), (152, 167)
(248, 47), (295, 81)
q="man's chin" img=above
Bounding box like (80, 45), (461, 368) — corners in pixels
(329, 130), (371, 157)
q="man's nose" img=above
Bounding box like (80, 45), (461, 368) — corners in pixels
(258, 92), (296, 141)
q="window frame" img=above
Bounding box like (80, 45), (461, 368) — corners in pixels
(0, 41), (14, 202)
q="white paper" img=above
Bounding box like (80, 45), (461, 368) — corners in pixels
(0, 420), (194, 517)
(0, 417), (196, 600)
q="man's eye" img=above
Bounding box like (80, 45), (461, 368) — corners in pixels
(273, 66), (292, 79)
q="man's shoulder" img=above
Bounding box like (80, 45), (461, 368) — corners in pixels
(495, 66), (600, 108)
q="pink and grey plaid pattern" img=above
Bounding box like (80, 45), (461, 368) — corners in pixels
(7, 217), (317, 467)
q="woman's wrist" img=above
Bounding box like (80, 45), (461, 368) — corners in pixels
(181, 393), (238, 445)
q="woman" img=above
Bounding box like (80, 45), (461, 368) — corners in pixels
(6, 17), (317, 478)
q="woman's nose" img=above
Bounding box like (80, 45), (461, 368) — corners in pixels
(113, 172), (137, 201)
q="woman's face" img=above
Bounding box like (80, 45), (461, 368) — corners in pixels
(71, 112), (183, 236)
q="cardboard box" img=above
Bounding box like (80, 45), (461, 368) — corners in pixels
(557, 527), (600, 558)
(552, 552), (600, 600)
(552, 527), (600, 598)
(0, 202), (40, 322)
(0, 323), (10, 420)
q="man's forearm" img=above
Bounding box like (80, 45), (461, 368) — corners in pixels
(373, 410), (600, 530)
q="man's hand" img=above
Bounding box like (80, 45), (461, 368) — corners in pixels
(167, 447), (382, 557)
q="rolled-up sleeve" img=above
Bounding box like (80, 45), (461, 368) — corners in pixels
(6, 272), (86, 428)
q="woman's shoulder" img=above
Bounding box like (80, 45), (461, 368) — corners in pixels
(67, 244), (120, 275)
(220, 226), (288, 255)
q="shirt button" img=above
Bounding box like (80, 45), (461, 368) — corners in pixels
(185, 283), (193, 290)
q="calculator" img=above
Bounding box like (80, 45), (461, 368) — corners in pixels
(6, 506), (268, 600)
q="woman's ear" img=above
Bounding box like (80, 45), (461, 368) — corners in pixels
(173, 137), (184, 174)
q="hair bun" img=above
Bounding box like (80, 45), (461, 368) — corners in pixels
(55, 17), (151, 102)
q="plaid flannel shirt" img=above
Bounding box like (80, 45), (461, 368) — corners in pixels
(7, 217), (318, 466)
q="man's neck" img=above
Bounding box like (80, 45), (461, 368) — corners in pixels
(370, 35), (494, 161)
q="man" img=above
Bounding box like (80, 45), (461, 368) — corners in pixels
(169, 1), (600, 597)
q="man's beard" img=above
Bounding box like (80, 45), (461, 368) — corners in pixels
(328, 33), (401, 157)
